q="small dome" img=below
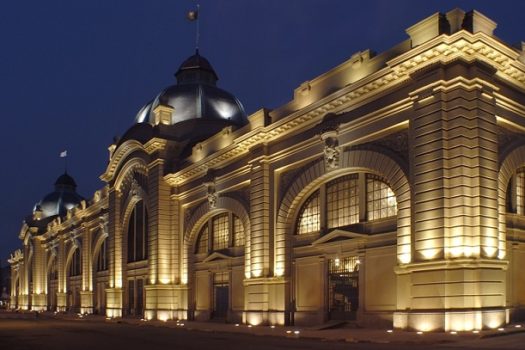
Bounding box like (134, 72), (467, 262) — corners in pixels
(134, 51), (247, 129)
(33, 172), (84, 219)
(54, 172), (77, 189)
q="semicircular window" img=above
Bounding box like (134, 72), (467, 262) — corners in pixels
(195, 213), (245, 254)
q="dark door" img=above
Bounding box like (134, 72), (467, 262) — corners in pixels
(128, 280), (135, 315)
(328, 257), (359, 320)
(214, 285), (229, 318)
(136, 279), (144, 315)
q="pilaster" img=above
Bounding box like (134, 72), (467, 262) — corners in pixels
(106, 188), (123, 316)
(30, 239), (47, 311)
(396, 61), (507, 331)
(249, 147), (272, 278)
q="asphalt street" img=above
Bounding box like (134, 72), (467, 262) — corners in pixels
(0, 319), (524, 350)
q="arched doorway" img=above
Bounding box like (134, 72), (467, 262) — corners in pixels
(66, 247), (81, 313)
(93, 232), (109, 315)
(291, 172), (398, 324)
(191, 211), (246, 322)
(125, 199), (148, 317)
(47, 255), (58, 311)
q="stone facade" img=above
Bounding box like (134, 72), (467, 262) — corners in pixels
(8, 9), (525, 331)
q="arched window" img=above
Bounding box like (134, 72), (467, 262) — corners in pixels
(195, 213), (245, 254)
(69, 248), (81, 277)
(297, 190), (320, 234)
(366, 175), (397, 221)
(196, 224), (209, 254)
(516, 170), (524, 215)
(127, 200), (149, 262)
(295, 173), (397, 235)
(96, 239), (108, 271)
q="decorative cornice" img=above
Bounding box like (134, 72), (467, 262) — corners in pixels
(144, 137), (168, 154)
(164, 32), (525, 187)
(102, 138), (167, 182)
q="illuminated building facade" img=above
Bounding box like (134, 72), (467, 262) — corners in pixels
(8, 9), (525, 331)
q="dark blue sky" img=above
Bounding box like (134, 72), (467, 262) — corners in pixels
(2, 0), (525, 263)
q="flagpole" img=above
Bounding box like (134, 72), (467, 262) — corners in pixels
(60, 150), (68, 173)
(196, 4), (200, 52)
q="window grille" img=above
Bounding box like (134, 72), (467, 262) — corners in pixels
(296, 190), (320, 234)
(213, 213), (229, 250)
(326, 175), (359, 229)
(366, 175), (397, 221)
(196, 224), (209, 254)
(233, 215), (245, 247)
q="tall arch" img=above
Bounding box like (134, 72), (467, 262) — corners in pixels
(497, 144), (525, 260)
(275, 149), (411, 276)
(46, 251), (58, 310)
(183, 196), (251, 284)
(109, 158), (148, 291)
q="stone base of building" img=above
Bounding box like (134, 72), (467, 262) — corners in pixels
(394, 259), (509, 331)
(105, 288), (123, 318)
(56, 293), (67, 312)
(18, 295), (30, 310)
(394, 308), (509, 331)
(80, 291), (94, 314)
(144, 284), (189, 321)
(30, 293), (47, 311)
(243, 277), (289, 326)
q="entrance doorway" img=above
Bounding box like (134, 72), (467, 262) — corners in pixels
(213, 272), (229, 319)
(127, 279), (145, 317)
(328, 257), (359, 320)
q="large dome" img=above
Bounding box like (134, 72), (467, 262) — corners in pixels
(135, 51), (247, 127)
(32, 172), (85, 220)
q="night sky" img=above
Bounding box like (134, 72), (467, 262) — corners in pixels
(2, 0), (525, 263)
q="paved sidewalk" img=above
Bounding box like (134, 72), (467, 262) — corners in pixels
(2, 310), (524, 345)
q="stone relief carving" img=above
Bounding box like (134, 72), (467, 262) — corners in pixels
(321, 129), (340, 170)
(207, 183), (217, 209)
(130, 178), (140, 197)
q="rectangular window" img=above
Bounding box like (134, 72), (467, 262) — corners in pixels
(326, 175), (359, 229)
(213, 214), (229, 250)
